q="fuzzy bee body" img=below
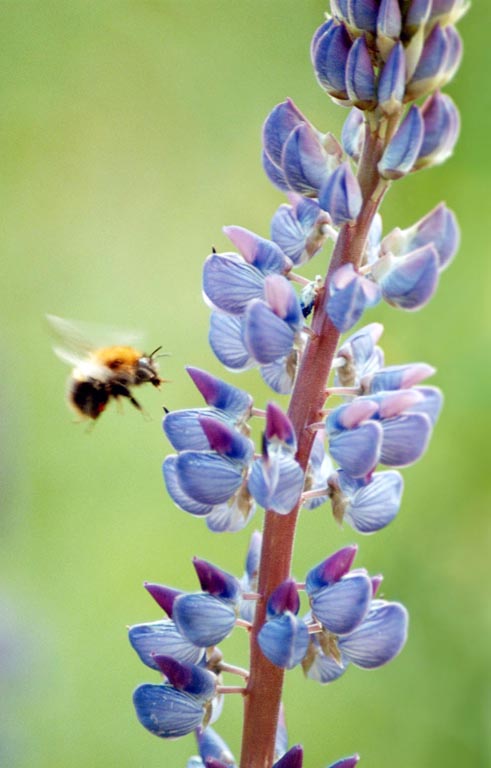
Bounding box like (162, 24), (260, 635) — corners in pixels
(48, 316), (163, 421)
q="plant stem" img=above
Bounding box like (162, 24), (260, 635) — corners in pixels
(239, 124), (387, 768)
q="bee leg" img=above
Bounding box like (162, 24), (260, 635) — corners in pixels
(109, 383), (149, 419)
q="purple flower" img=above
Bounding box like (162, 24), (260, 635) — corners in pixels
(326, 264), (381, 332)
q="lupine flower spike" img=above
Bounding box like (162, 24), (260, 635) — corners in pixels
(129, 2), (465, 766)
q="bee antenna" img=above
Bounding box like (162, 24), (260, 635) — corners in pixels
(149, 345), (164, 358)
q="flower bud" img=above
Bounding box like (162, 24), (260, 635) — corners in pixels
(407, 23), (450, 99)
(345, 36), (376, 110)
(341, 108), (364, 162)
(378, 42), (406, 116)
(326, 264), (381, 333)
(415, 91), (460, 169)
(319, 163), (362, 226)
(377, 0), (402, 60)
(378, 106), (424, 180)
(312, 22), (352, 101)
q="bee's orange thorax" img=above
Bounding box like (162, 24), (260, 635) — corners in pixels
(93, 346), (142, 371)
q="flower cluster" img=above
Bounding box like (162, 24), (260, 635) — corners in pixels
(130, 539), (407, 746)
(129, 1), (465, 765)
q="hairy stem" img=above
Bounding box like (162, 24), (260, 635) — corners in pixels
(239, 125), (387, 768)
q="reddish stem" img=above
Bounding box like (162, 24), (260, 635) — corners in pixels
(239, 127), (388, 768)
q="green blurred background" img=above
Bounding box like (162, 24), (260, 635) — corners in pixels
(0, 2), (489, 766)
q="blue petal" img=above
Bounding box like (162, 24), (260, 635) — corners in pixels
(262, 150), (290, 193)
(346, 36), (376, 105)
(341, 108), (364, 161)
(263, 99), (305, 167)
(244, 300), (295, 364)
(173, 593), (237, 647)
(380, 412), (432, 466)
(133, 684), (204, 738)
(248, 453), (304, 515)
(282, 123), (329, 196)
(258, 613), (309, 669)
(410, 385), (443, 425)
(163, 456), (213, 516)
(310, 573), (372, 635)
(380, 245), (440, 310)
(206, 493), (256, 533)
(176, 452), (245, 505)
(339, 600), (409, 668)
(378, 42), (405, 114)
(327, 272), (381, 331)
(186, 367), (253, 419)
(196, 725), (235, 764)
(313, 22), (351, 96)
(328, 421), (383, 477)
(164, 408), (228, 451)
(203, 253), (264, 315)
(305, 640), (347, 684)
(209, 312), (254, 370)
(128, 619), (205, 669)
(378, 106), (424, 179)
(260, 353), (297, 395)
(343, 470), (403, 533)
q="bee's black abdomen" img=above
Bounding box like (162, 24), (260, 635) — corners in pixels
(70, 380), (109, 419)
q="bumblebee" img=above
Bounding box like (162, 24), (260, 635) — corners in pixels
(47, 315), (164, 420)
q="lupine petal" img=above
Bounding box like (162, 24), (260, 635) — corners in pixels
(186, 367), (253, 418)
(366, 362), (435, 393)
(128, 620), (205, 669)
(263, 98), (306, 167)
(197, 725), (236, 765)
(416, 91), (460, 169)
(328, 756), (360, 768)
(203, 253), (264, 315)
(164, 408), (228, 452)
(163, 456), (213, 516)
(152, 656), (216, 700)
(274, 744), (303, 768)
(339, 600), (409, 668)
(258, 613), (310, 669)
(223, 226), (289, 274)
(193, 557), (241, 601)
(305, 545), (358, 593)
(328, 421), (383, 477)
(199, 417), (253, 462)
(173, 593), (237, 647)
(349, 0), (379, 32)
(346, 36), (376, 108)
(248, 453), (304, 515)
(206, 490), (256, 533)
(410, 385), (443, 424)
(209, 312), (253, 370)
(264, 275), (303, 331)
(378, 42), (406, 115)
(380, 412), (432, 466)
(244, 300), (296, 365)
(176, 452), (245, 505)
(341, 108), (364, 161)
(260, 353), (297, 395)
(282, 123), (330, 196)
(343, 470), (404, 533)
(310, 573), (372, 635)
(133, 684), (204, 738)
(378, 105), (424, 179)
(377, 245), (440, 310)
(312, 22), (351, 98)
(327, 266), (381, 332)
(319, 164), (363, 226)
(304, 640), (347, 684)
(263, 149), (290, 193)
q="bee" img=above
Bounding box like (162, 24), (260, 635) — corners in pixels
(47, 315), (165, 421)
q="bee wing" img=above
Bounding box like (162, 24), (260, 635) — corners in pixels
(46, 314), (145, 367)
